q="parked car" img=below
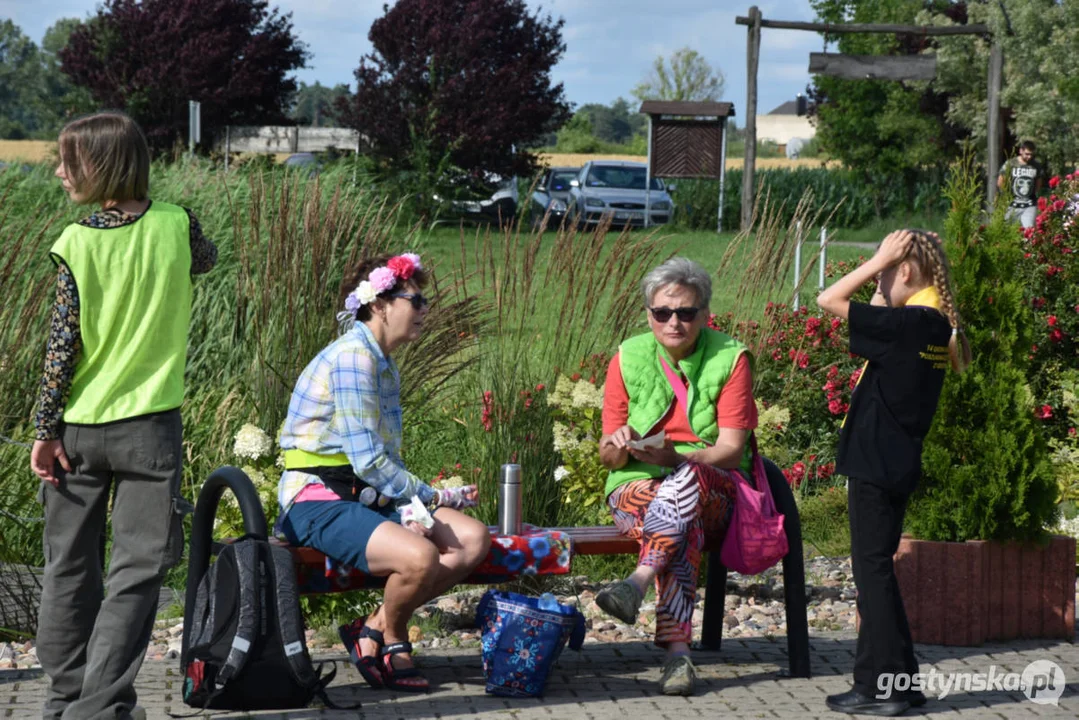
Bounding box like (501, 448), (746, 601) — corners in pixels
(529, 166), (580, 229)
(432, 173), (518, 227)
(282, 152), (321, 177)
(567, 161), (673, 229)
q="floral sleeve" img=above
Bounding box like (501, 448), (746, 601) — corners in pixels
(34, 264), (82, 441)
(185, 208), (218, 275)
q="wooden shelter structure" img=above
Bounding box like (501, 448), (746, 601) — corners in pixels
(638, 100), (736, 231)
(737, 7), (1000, 229)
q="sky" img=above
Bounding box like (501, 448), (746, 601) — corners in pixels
(2, 0), (826, 120)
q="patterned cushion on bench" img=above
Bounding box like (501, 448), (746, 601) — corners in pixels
(467, 525), (573, 582)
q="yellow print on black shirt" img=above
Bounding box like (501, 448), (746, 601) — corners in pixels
(919, 343), (949, 370)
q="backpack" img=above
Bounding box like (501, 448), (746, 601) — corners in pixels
(180, 534), (344, 710)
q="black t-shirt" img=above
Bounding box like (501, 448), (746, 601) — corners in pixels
(836, 302), (952, 494)
(999, 158), (1044, 209)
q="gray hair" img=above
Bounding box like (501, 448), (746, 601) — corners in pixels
(641, 257), (712, 308)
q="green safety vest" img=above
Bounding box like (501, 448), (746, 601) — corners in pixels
(605, 328), (753, 496)
(51, 201), (192, 424)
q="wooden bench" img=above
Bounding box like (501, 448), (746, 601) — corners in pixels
(185, 460), (811, 678)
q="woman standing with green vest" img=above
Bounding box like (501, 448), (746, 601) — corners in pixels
(597, 257), (757, 696)
(29, 111), (217, 720)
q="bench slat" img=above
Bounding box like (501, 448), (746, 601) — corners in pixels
(553, 526), (723, 555)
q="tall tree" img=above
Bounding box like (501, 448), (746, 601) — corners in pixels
(0, 20), (42, 139)
(631, 47), (724, 103)
(337, 0), (570, 184)
(577, 97), (646, 144)
(291, 81), (350, 127)
(929, 0), (1079, 173)
(807, 0), (967, 209)
(60, 0), (308, 151)
(37, 19), (96, 131)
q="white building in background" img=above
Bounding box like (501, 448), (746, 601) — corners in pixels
(757, 100), (816, 157)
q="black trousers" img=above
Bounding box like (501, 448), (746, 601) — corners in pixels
(848, 477), (919, 697)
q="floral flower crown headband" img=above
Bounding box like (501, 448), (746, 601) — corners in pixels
(337, 253), (423, 333)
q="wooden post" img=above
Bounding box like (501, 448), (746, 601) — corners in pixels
(986, 42), (1004, 209)
(742, 6), (762, 231)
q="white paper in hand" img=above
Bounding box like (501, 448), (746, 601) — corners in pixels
(408, 496), (436, 530)
(626, 430), (666, 451)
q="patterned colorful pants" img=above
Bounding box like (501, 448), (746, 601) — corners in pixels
(607, 461), (738, 646)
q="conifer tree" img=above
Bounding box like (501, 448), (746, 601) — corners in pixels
(906, 153), (1058, 542)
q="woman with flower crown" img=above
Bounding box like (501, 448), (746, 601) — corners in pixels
(275, 253), (491, 692)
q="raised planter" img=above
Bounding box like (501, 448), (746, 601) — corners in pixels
(893, 534), (1075, 646)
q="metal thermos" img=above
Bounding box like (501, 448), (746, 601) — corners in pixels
(498, 463), (522, 536)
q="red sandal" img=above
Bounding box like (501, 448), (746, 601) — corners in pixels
(338, 616), (386, 688)
(381, 641), (430, 692)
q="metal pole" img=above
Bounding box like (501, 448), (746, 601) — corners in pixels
(793, 221), (802, 311)
(718, 117), (728, 233)
(644, 115), (653, 229)
(819, 226), (827, 290)
(354, 132), (361, 185)
(188, 100), (201, 159)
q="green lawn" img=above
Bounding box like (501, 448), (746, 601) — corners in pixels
(406, 216), (945, 321)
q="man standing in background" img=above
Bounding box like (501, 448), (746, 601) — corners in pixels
(997, 141), (1044, 228)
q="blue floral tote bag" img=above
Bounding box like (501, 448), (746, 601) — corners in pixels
(475, 590), (585, 697)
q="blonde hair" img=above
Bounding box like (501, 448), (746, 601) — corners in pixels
(903, 230), (972, 373)
(58, 111), (150, 205)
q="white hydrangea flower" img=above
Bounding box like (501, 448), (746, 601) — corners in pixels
(552, 422), (578, 452)
(233, 423), (272, 461)
(554, 466), (570, 483)
(1055, 516), (1079, 539)
(547, 375), (576, 407)
(570, 379), (604, 409)
(242, 465), (268, 488)
(757, 402), (791, 430)
(441, 475), (466, 488)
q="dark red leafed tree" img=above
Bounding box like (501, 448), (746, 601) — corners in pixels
(60, 0), (307, 151)
(337, 0), (570, 183)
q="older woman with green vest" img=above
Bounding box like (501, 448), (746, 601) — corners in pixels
(597, 257), (757, 696)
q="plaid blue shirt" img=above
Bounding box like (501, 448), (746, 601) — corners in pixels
(277, 323), (435, 515)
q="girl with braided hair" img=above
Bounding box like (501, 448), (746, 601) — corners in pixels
(816, 229), (970, 716)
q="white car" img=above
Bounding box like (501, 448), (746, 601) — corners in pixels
(567, 161), (673, 228)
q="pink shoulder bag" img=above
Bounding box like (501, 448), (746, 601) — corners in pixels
(658, 355), (788, 576)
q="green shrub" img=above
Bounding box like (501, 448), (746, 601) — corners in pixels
(710, 255), (874, 496)
(905, 153), (1059, 543)
(670, 167), (949, 232)
(547, 370), (613, 527)
(1016, 171), (1079, 507)
(797, 486), (851, 557)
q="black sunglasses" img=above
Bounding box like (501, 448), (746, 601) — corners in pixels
(649, 306), (700, 323)
(390, 292), (429, 310)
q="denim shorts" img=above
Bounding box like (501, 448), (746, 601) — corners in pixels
(279, 500), (402, 574)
